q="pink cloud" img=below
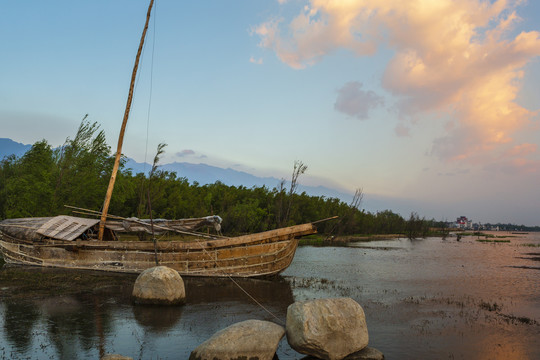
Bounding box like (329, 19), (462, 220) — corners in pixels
(505, 143), (538, 157)
(255, 0), (540, 171)
(249, 56), (263, 65)
(484, 157), (540, 174)
(395, 123), (411, 137)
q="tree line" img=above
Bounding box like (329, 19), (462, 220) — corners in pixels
(0, 120), (440, 237)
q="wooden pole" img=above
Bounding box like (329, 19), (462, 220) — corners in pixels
(98, 0), (155, 240)
(147, 189), (160, 266)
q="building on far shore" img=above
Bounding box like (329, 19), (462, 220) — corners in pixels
(452, 217), (501, 231)
(455, 216), (472, 230)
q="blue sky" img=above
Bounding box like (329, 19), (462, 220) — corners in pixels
(1, 0), (540, 225)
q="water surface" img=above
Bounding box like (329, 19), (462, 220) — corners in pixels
(0, 232), (538, 359)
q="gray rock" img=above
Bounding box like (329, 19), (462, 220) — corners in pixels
(302, 347), (384, 360)
(132, 266), (185, 305)
(101, 355), (133, 360)
(189, 319), (285, 360)
(286, 297), (369, 360)
(343, 347), (384, 360)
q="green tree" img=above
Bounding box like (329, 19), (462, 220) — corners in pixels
(3, 140), (56, 217)
(52, 119), (114, 213)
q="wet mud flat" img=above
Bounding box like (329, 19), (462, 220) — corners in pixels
(285, 234), (540, 359)
(1, 233), (539, 359)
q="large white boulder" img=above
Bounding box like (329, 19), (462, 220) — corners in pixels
(189, 319), (285, 360)
(132, 266), (185, 305)
(286, 297), (369, 360)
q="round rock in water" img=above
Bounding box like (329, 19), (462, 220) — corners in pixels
(189, 319), (285, 360)
(132, 266), (185, 305)
(286, 297), (369, 360)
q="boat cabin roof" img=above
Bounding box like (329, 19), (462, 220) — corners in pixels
(36, 216), (100, 241)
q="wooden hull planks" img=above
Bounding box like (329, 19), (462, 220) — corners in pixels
(0, 222), (316, 277)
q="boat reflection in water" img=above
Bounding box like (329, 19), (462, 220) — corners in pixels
(0, 266), (295, 360)
(132, 276), (294, 334)
(2, 300), (40, 353)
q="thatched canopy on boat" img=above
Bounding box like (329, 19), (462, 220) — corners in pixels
(105, 215), (222, 234)
(0, 216), (99, 241)
(0, 215), (223, 242)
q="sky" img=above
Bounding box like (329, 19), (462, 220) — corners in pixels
(1, 0), (540, 226)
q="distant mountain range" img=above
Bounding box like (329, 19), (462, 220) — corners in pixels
(1, 138), (433, 216)
(125, 158), (280, 188)
(0, 138), (356, 203)
(124, 158), (357, 201)
(0, 138), (32, 159)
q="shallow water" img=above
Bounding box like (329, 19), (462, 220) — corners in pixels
(0, 232), (539, 359)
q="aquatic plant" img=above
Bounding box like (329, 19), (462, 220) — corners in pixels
(476, 239), (511, 243)
(479, 301), (502, 312)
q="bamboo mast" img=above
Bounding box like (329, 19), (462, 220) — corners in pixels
(98, 0), (155, 240)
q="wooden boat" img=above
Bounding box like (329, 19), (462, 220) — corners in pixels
(0, 215), (317, 277)
(0, 0), (323, 277)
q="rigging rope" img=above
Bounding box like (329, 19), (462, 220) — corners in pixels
(143, 0), (157, 170)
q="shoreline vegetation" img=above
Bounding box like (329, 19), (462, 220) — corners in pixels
(1, 120), (539, 238)
(299, 229), (540, 247)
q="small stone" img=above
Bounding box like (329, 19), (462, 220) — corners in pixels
(301, 347), (384, 360)
(101, 354), (133, 360)
(343, 347), (384, 360)
(286, 297), (369, 360)
(132, 266), (185, 305)
(189, 319), (285, 360)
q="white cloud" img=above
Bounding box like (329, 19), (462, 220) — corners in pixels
(175, 149), (195, 158)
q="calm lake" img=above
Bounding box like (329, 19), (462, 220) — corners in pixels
(0, 232), (539, 359)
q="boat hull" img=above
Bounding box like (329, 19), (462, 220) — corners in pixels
(0, 223), (316, 277)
